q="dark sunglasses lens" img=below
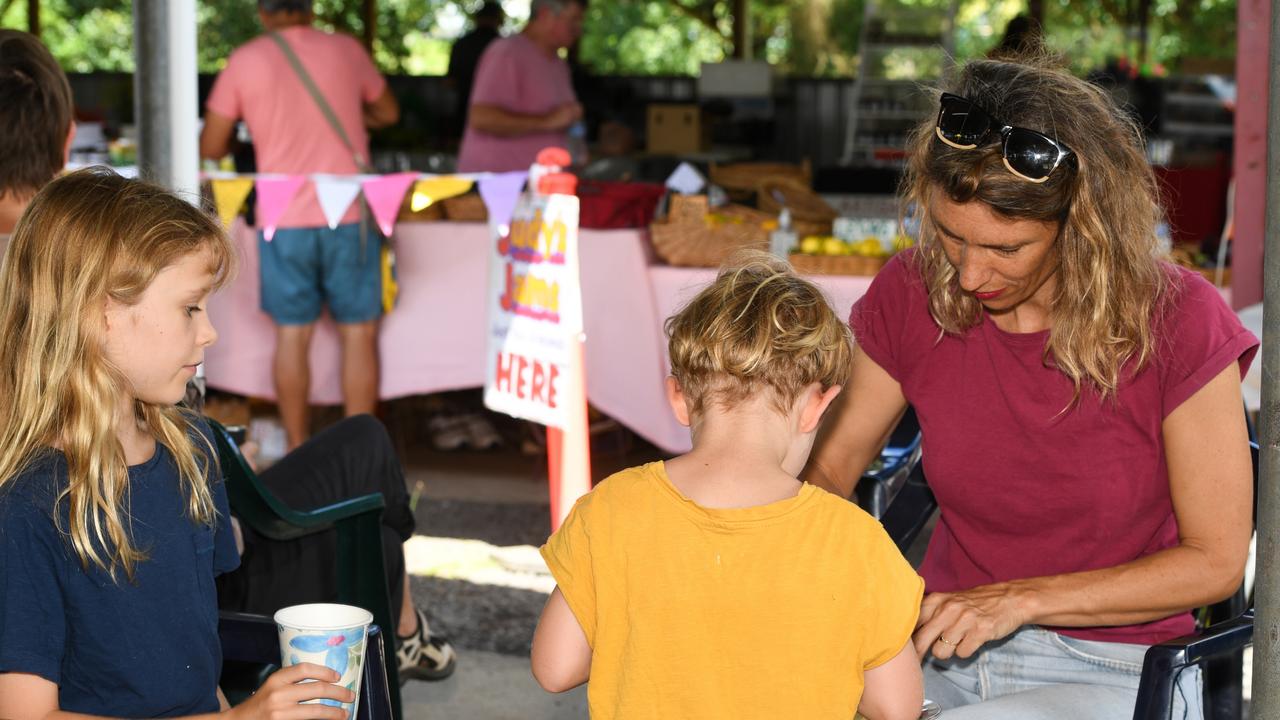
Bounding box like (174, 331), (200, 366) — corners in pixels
(938, 97), (990, 146)
(1003, 129), (1060, 179)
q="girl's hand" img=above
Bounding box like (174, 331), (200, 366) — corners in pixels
(912, 583), (1030, 660)
(227, 663), (354, 720)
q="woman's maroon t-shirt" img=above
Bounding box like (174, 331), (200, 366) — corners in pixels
(850, 251), (1258, 645)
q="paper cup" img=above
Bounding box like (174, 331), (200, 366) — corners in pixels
(275, 603), (374, 716)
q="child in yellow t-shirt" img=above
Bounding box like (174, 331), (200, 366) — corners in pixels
(532, 252), (925, 720)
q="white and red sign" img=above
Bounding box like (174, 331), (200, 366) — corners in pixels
(483, 190), (583, 430)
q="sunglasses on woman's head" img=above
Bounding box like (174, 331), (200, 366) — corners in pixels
(934, 92), (1075, 183)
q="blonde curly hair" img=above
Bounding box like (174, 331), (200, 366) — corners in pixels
(665, 251), (852, 416)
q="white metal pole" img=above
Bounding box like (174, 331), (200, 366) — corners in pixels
(133, 0), (199, 198)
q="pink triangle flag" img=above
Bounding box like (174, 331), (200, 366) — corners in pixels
(479, 171), (528, 231)
(255, 175), (307, 241)
(361, 172), (419, 237)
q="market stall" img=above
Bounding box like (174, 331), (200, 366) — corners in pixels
(204, 219), (874, 453)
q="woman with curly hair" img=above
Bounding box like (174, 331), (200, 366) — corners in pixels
(806, 56), (1257, 719)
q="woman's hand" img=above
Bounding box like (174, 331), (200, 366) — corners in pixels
(912, 583), (1031, 660)
(227, 663), (354, 720)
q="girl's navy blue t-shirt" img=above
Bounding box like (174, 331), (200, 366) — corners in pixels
(0, 422), (239, 716)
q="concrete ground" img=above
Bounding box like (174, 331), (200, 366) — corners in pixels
(401, 650), (586, 719)
(394, 430), (662, 719)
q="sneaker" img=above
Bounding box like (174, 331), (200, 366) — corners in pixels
(427, 415), (469, 452)
(462, 413), (502, 450)
(396, 608), (457, 683)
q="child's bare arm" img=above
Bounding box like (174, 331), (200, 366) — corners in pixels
(530, 587), (591, 692)
(857, 640), (924, 720)
(0, 664), (351, 720)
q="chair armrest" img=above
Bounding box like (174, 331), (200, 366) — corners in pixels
(244, 493), (386, 543)
(1132, 610), (1254, 720)
(1147, 609), (1254, 668)
(219, 610), (282, 666)
(287, 494), (387, 527)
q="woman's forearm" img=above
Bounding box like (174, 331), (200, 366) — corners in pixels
(468, 104), (555, 137)
(1010, 541), (1244, 628)
(915, 537), (1247, 660)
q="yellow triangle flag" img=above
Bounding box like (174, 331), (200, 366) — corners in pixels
(410, 177), (474, 212)
(211, 178), (256, 228)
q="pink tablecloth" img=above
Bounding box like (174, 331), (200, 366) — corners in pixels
(205, 222), (873, 453)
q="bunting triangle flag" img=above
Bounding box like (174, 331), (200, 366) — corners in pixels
(255, 175), (307, 241)
(313, 174), (364, 229)
(361, 172), (419, 237)
(410, 176), (474, 212)
(210, 178), (255, 228)
(478, 171), (528, 231)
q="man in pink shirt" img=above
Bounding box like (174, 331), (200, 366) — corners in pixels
(457, 0), (585, 172)
(200, 0), (398, 451)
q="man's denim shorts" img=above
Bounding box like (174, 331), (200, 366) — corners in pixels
(259, 223), (382, 325)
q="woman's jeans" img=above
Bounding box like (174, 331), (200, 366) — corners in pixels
(924, 626), (1203, 719)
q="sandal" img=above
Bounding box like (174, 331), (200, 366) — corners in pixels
(395, 608), (458, 683)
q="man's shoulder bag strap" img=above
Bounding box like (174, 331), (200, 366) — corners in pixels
(267, 31), (370, 172)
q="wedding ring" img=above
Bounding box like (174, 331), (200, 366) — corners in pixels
(936, 634), (958, 647)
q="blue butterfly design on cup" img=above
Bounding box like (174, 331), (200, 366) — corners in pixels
(287, 626), (366, 708)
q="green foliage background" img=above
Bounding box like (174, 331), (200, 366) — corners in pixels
(0, 0), (1240, 77)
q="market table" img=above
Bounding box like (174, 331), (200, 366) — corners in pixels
(205, 221), (873, 453)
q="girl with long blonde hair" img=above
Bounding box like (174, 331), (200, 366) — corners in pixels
(0, 168), (351, 719)
(806, 56), (1256, 719)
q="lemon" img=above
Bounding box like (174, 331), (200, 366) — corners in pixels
(892, 235), (915, 252)
(854, 238), (883, 257)
(800, 236), (822, 254)
(822, 238), (848, 256)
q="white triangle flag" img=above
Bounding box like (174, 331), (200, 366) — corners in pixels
(313, 174), (365, 230)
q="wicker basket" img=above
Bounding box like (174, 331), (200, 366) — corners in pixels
(711, 201), (829, 240)
(396, 192), (445, 222)
(650, 195), (768, 267)
(757, 177), (838, 230)
(789, 253), (889, 276)
(442, 192), (489, 222)
(709, 159), (812, 202)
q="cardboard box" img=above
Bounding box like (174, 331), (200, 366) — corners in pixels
(647, 104), (704, 155)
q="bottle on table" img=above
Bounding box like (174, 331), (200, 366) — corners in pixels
(769, 207), (797, 259)
(566, 121), (589, 168)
